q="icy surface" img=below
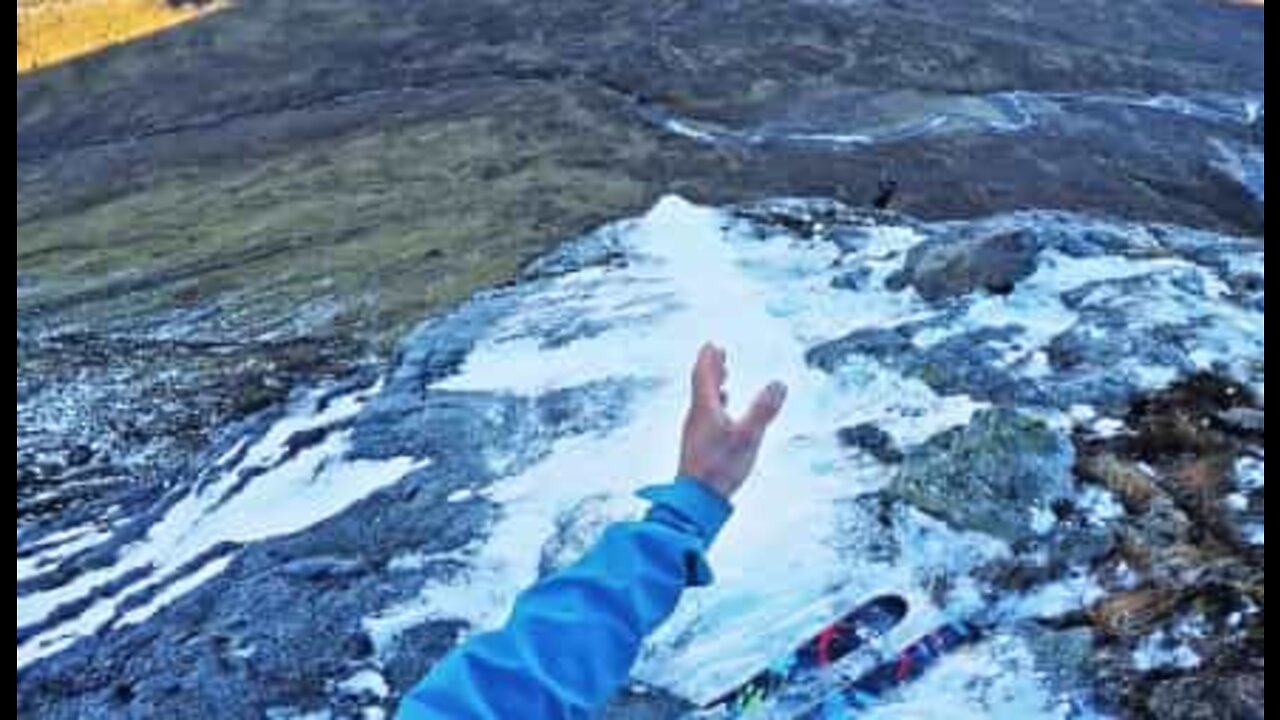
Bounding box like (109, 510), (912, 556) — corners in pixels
(17, 384), (430, 670)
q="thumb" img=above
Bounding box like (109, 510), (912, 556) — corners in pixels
(740, 382), (788, 439)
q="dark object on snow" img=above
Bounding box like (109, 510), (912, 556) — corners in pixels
(890, 230), (1043, 303)
(838, 424), (905, 464)
(873, 180), (900, 210)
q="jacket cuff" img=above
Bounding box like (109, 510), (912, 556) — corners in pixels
(638, 479), (732, 588)
(638, 478), (734, 547)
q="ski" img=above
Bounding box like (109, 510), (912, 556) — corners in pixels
(701, 595), (909, 717)
(792, 620), (988, 719)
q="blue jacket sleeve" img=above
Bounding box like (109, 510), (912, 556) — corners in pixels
(397, 478), (733, 720)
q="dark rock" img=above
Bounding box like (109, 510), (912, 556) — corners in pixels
(1024, 625), (1099, 698)
(381, 621), (469, 700)
(280, 557), (370, 583)
(66, 445), (95, 468)
(978, 555), (1064, 594)
(343, 632), (377, 661)
(36, 462), (65, 480)
(892, 409), (1076, 542)
(831, 267), (874, 292)
(903, 326), (1040, 405)
(113, 681), (137, 706)
(1053, 229), (1136, 259)
(884, 268), (913, 293)
(837, 424), (905, 464)
(1122, 496), (1195, 564)
(873, 179), (900, 210)
(898, 230), (1043, 303)
(1147, 673), (1265, 720)
(605, 686), (694, 719)
(282, 426), (336, 463)
(1047, 523), (1118, 569)
(831, 229), (873, 255)
(353, 391), (533, 467)
(806, 327), (916, 373)
(536, 381), (645, 439)
(1046, 307), (1192, 380)
(738, 201), (847, 240)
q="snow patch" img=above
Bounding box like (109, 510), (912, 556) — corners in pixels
(117, 555), (236, 628)
(336, 670), (391, 701)
(1134, 632), (1203, 672)
(1007, 572), (1106, 621)
(17, 526), (111, 582)
(17, 385), (429, 670)
(1236, 457), (1265, 492)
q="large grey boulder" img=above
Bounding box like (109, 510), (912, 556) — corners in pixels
(891, 409), (1076, 543)
(890, 230), (1043, 303)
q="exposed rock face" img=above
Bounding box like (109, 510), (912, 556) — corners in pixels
(838, 423), (905, 465)
(889, 230), (1044, 303)
(891, 408), (1076, 543)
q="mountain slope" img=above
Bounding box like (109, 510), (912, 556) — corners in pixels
(18, 197), (1266, 718)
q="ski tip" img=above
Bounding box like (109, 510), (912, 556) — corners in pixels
(862, 594), (910, 629)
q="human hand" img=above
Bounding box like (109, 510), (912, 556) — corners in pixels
(679, 344), (788, 500)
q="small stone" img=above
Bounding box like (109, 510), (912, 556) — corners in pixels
(67, 446), (95, 468)
(837, 424), (905, 464)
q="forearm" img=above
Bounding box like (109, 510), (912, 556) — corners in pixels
(398, 479), (732, 720)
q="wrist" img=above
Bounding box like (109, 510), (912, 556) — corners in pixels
(639, 477), (735, 545)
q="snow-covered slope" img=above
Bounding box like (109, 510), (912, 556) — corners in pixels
(18, 197), (1265, 718)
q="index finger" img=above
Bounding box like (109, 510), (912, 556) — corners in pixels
(692, 344), (727, 411)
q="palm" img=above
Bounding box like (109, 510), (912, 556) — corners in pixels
(679, 345), (787, 500)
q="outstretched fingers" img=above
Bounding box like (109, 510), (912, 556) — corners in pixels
(738, 382), (789, 441)
(692, 344), (728, 412)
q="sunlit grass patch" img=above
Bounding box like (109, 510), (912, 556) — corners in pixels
(17, 0), (227, 74)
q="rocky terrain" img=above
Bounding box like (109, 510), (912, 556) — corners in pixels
(19, 197), (1266, 718)
(16, 1), (1265, 719)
